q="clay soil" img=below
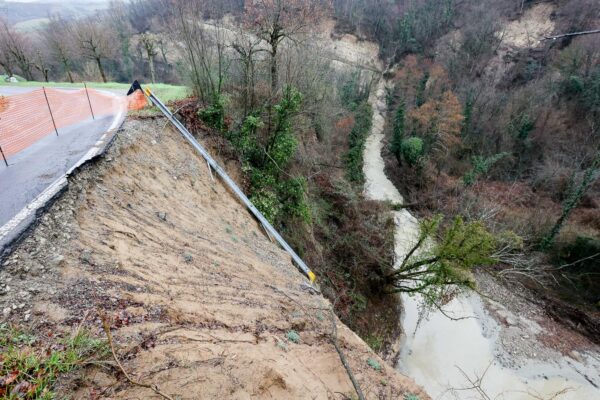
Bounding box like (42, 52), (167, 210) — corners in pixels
(0, 117), (427, 399)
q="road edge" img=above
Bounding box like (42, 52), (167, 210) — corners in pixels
(0, 109), (125, 264)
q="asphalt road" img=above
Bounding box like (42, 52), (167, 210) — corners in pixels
(0, 88), (126, 250)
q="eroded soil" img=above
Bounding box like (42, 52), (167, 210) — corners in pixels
(0, 118), (427, 399)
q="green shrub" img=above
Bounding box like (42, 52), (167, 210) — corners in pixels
(401, 137), (424, 166)
(365, 335), (383, 352)
(345, 102), (373, 183)
(286, 330), (300, 344)
(198, 94), (226, 131)
(390, 100), (406, 163)
(463, 152), (510, 186)
(367, 358), (382, 371)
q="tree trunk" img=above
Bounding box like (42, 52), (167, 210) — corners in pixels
(0, 61), (13, 77)
(270, 42), (278, 97)
(66, 68), (74, 84)
(95, 57), (107, 83)
(147, 50), (156, 84)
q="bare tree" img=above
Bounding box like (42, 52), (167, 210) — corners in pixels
(172, 0), (229, 102)
(0, 18), (35, 80)
(43, 16), (75, 83)
(139, 33), (159, 83)
(32, 50), (51, 82)
(231, 32), (265, 116)
(72, 18), (114, 82)
(244, 0), (330, 98)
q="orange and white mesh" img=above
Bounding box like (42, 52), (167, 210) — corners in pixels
(0, 87), (147, 159)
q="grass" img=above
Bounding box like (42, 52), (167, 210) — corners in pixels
(0, 323), (109, 399)
(0, 80), (190, 103)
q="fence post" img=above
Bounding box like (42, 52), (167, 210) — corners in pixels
(83, 82), (95, 120)
(0, 145), (7, 167)
(42, 87), (59, 136)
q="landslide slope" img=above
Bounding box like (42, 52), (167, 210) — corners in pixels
(0, 117), (427, 399)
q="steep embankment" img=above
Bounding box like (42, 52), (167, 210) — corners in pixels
(0, 117), (427, 399)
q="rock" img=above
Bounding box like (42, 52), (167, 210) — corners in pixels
(151, 140), (157, 145)
(569, 350), (584, 363)
(183, 253), (193, 263)
(157, 212), (167, 221)
(505, 316), (518, 326)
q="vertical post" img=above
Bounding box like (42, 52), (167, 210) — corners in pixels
(43, 87), (59, 136)
(0, 145), (7, 167)
(0, 119), (5, 167)
(83, 82), (95, 120)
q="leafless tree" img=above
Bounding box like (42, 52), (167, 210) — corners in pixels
(43, 16), (76, 83)
(0, 18), (34, 80)
(72, 18), (114, 82)
(139, 33), (159, 83)
(172, 0), (229, 102)
(244, 0), (331, 98)
(231, 32), (266, 116)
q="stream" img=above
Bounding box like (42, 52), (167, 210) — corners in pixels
(362, 78), (600, 400)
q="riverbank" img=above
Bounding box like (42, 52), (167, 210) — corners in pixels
(361, 72), (600, 399)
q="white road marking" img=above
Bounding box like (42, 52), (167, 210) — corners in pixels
(1, 92), (127, 245)
(0, 176), (67, 241)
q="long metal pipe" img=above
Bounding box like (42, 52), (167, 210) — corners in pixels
(144, 87), (316, 283)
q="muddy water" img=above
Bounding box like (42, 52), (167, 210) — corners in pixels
(362, 77), (600, 399)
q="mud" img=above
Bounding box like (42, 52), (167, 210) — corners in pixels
(0, 117), (427, 399)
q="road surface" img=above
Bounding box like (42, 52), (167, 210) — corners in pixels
(0, 87), (126, 251)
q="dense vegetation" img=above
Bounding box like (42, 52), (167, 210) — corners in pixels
(333, 0), (600, 312)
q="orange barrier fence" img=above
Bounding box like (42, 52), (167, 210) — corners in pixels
(0, 87), (147, 160)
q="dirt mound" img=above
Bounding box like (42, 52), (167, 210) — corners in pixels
(0, 117), (427, 399)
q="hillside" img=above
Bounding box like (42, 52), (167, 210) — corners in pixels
(0, 0), (109, 25)
(0, 117), (427, 399)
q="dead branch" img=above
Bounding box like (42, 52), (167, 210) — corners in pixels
(329, 308), (366, 400)
(542, 29), (600, 41)
(99, 310), (175, 400)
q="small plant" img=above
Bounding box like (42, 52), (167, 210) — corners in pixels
(0, 325), (108, 398)
(365, 335), (383, 352)
(463, 152), (509, 186)
(286, 330), (300, 344)
(276, 339), (288, 351)
(405, 394), (420, 400)
(198, 94), (226, 131)
(367, 357), (381, 371)
(315, 311), (325, 321)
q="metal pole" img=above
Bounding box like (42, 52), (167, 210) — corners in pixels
(43, 87), (59, 136)
(0, 145), (7, 167)
(0, 119), (6, 167)
(83, 82), (95, 120)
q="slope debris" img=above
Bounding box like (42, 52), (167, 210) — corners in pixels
(0, 117), (427, 399)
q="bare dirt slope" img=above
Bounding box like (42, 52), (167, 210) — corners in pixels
(0, 117), (427, 399)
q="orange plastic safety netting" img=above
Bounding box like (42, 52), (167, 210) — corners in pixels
(0, 87), (147, 159)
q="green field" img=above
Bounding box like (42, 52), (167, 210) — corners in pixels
(0, 80), (190, 103)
